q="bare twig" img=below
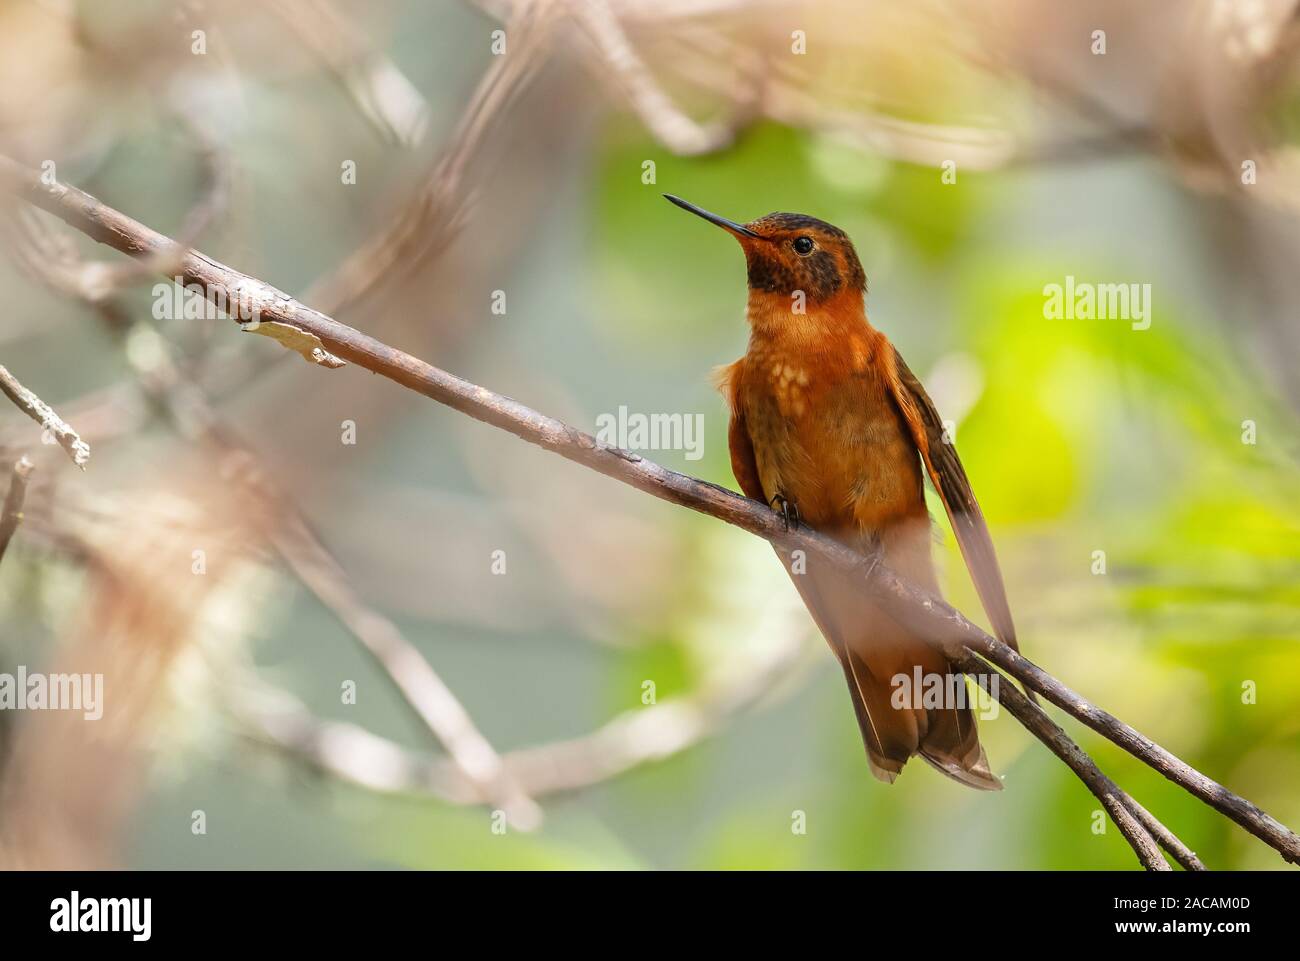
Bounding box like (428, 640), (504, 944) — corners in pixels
(308, 0), (557, 315)
(0, 456), (35, 566)
(5, 155), (1296, 866)
(950, 648), (1168, 870)
(919, 602), (1299, 864)
(250, 636), (1197, 869)
(266, 0), (431, 148)
(572, 0), (737, 155)
(1123, 795), (1206, 871)
(103, 317), (541, 830)
(969, 650), (1203, 870)
(238, 619), (809, 801)
(0, 364), (90, 469)
(271, 510), (543, 830)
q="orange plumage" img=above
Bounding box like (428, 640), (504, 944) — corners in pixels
(668, 195), (1020, 789)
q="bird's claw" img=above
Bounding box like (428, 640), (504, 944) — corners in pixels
(770, 493), (800, 532)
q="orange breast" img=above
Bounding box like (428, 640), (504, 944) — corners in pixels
(737, 320), (926, 538)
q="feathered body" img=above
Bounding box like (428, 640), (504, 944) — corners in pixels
(667, 197), (1020, 788)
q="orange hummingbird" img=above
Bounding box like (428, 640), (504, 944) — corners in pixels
(666, 194), (1021, 789)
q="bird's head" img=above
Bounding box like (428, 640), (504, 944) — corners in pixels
(664, 195), (866, 323)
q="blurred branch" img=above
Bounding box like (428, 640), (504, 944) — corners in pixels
(308, 0), (748, 317)
(572, 0), (739, 155)
(266, 0), (431, 148)
(309, 0), (558, 315)
(6, 155), (1297, 870)
(0, 155), (542, 829)
(669, 29), (1155, 172)
(270, 509), (543, 830)
(470, 0), (751, 157)
(238, 623), (807, 801)
(0, 456), (35, 567)
(0, 113), (230, 304)
(1, 211), (541, 833)
(0, 364), (90, 469)
(250, 617), (1201, 869)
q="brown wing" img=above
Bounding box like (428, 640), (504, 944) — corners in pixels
(716, 359), (766, 503)
(885, 345), (1020, 654)
(728, 407), (765, 503)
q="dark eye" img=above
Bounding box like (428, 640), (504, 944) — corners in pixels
(793, 236), (814, 255)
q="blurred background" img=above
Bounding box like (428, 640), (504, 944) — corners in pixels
(0, 0), (1297, 870)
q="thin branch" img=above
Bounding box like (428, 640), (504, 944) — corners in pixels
(0, 364), (90, 469)
(1123, 794), (1206, 872)
(271, 510), (543, 830)
(308, 0), (557, 315)
(164, 388), (538, 831)
(0, 456), (35, 567)
(951, 649), (1168, 870)
(920, 601), (1299, 864)
(238, 623), (809, 802)
(250, 639), (1195, 869)
(267, 0), (431, 148)
(572, 0), (738, 155)
(5, 155), (1296, 867)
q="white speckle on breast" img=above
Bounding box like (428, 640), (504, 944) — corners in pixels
(763, 355), (811, 419)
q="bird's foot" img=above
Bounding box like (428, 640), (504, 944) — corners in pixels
(769, 493), (801, 532)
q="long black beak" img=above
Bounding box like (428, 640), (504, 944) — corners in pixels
(663, 194), (761, 239)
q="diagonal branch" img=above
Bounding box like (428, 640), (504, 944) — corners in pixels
(270, 509), (543, 830)
(308, 0), (557, 315)
(1123, 794), (1205, 871)
(247, 639), (1200, 868)
(0, 364), (90, 469)
(571, 0), (738, 155)
(4, 154), (1296, 867)
(267, 0), (431, 149)
(951, 648), (1175, 870)
(238, 612), (810, 803)
(921, 597), (1292, 864)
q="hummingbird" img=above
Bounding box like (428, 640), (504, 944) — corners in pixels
(665, 194), (1021, 789)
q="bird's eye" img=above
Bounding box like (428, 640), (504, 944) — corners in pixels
(793, 236), (814, 255)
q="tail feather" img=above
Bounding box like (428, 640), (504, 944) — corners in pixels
(838, 643), (1001, 790)
(838, 649), (912, 782)
(916, 697), (1002, 791)
(783, 527), (1002, 791)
